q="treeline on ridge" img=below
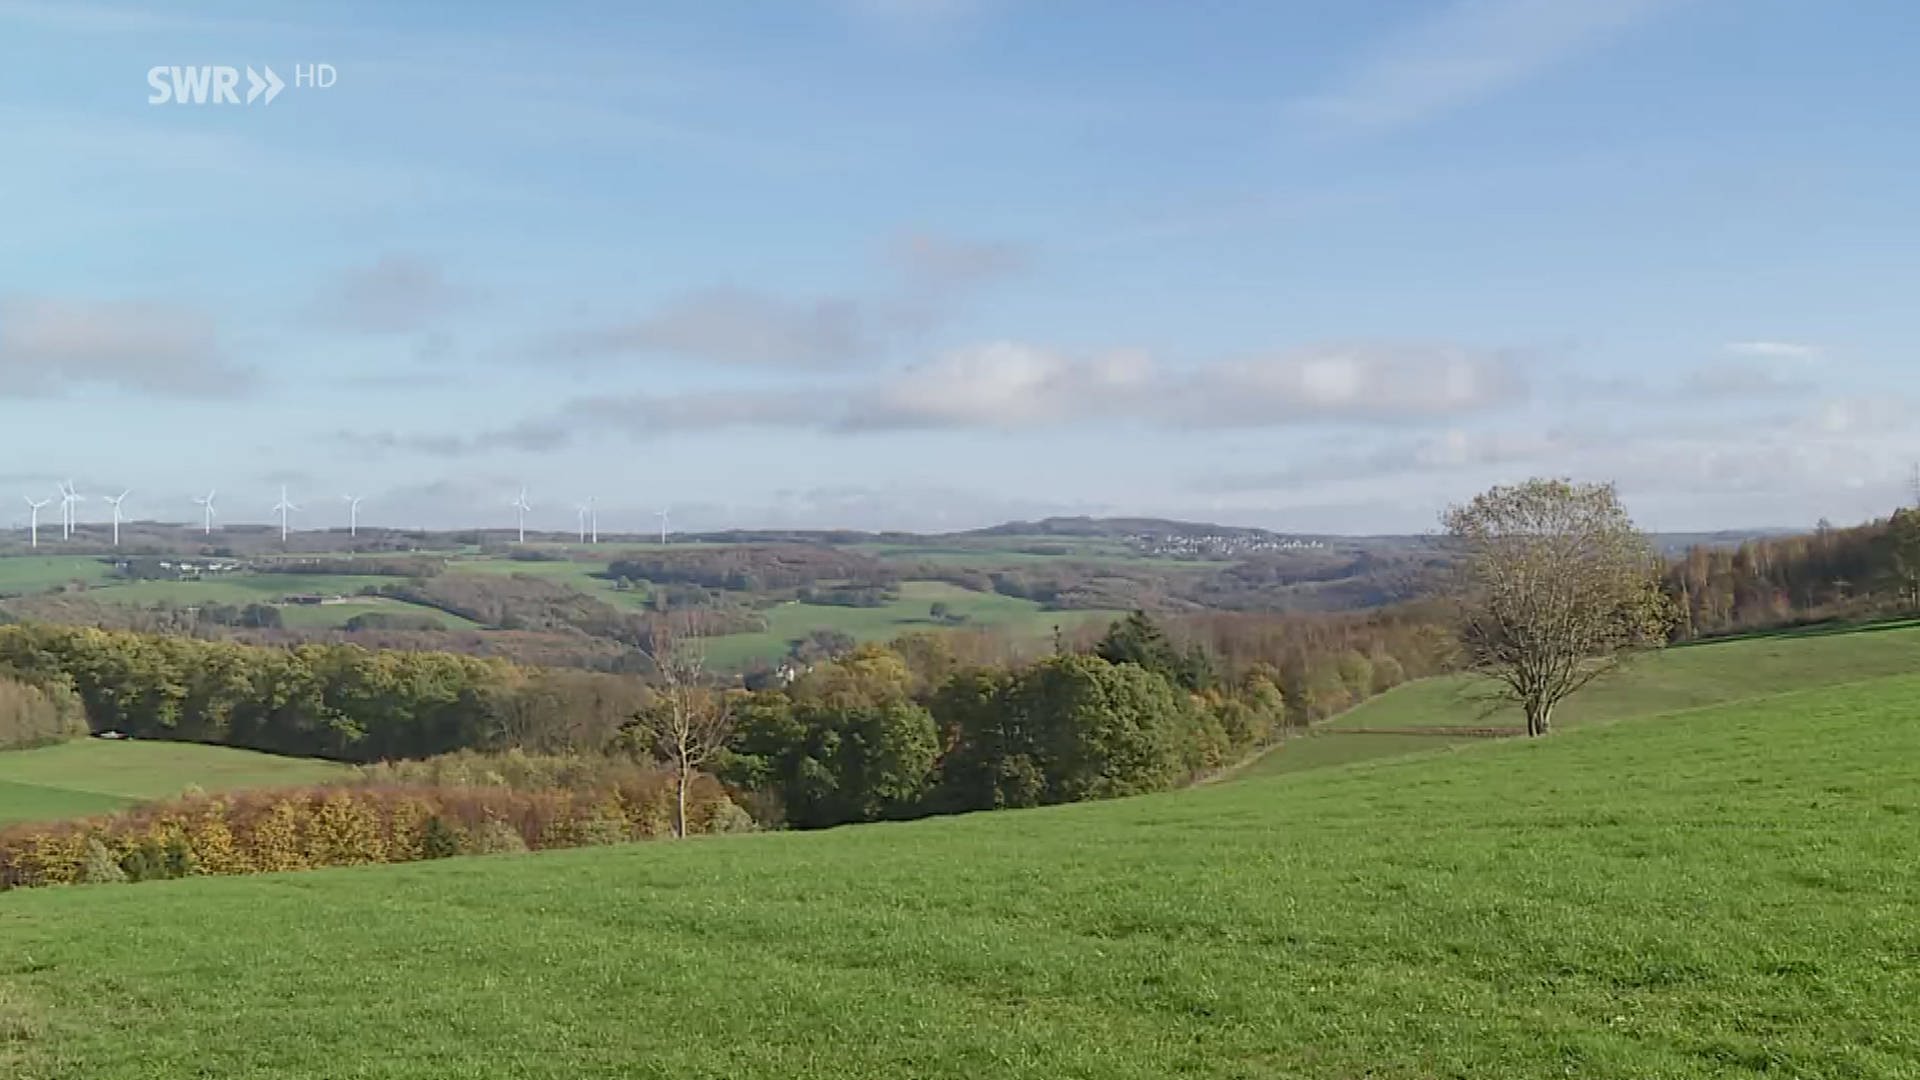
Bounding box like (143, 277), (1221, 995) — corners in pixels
(604, 544), (897, 592)
(714, 607), (1458, 830)
(0, 625), (646, 761)
(1666, 509), (1920, 637)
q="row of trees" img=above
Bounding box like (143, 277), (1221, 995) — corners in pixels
(0, 768), (747, 891)
(0, 625), (647, 761)
(716, 644), (1272, 830)
(0, 673), (88, 750)
(639, 602), (1458, 832)
(1665, 510), (1920, 637)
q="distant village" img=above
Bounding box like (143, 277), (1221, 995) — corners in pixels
(1129, 532), (1327, 558)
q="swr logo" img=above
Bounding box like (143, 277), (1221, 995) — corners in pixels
(146, 65), (289, 106)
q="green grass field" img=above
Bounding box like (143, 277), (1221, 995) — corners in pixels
(703, 581), (1120, 668)
(0, 741), (349, 826)
(272, 596), (483, 631)
(2, 660), (1916, 1077)
(445, 556), (656, 610)
(0, 556), (117, 595)
(850, 537), (1230, 571)
(86, 572), (403, 607)
(1237, 730), (1481, 779)
(1244, 619), (1920, 780)
(1325, 619), (1920, 733)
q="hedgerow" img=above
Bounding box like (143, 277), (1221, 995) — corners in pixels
(0, 768), (740, 891)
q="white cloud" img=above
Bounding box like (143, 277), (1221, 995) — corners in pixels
(0, 294), (253, 397)
(538, 287), (874, 370)
(1800, 396), (1909, 437)
(1204, 426), (1565, 491)
(1724, 340), (1825, 361)
(309, 255), (475, 335)
(369, 337), (1526, 454)
(887, 233), (1030, 292)
(847, 342), (1154, 430)
(522, 231), (1028, 370)
(1683, 362), (1810, 399)
(1204, 393), (1920, 530)
(1678, 339), (1829, 398)
(1171, 343), (1527, 425)
(1295, 0), (1670, 133)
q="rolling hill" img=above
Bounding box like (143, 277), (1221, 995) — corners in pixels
(2, 631), (1915, 1077)
(1243, 618), (1920, 778)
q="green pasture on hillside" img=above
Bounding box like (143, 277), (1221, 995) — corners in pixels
(0, 556), (117, 595)
(272, 596), (483, 631)
(445, 556), (655, 610)
(703, 581), (1121, 668)
(0, 741), (348, 826)
(85, 573), (402, 607)
(850, 538), (1231, 570)
(3, 666), (1916, 1077)
(1324, 619), (1920, 733)
(1245, 618), (1920, 780)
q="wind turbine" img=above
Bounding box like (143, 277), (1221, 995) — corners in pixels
(588, 496), (598, 545)
(272, 486), (299, 544)
(511, 488), (532, 544)
(22, 496), (49, 549)
(342, 494), (364, 538)
(656, 506), (670, 546)
(193, 489), (216, 535)
(575, 501), (589, 544)
(103, 490), (130, 547)
(59, 481), (83, 541)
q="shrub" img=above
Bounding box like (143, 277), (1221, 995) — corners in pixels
(469, 819), (528, 855)
(120, 832), (194, 883)
(564, 815), (633, 847)
(419, 816), (463, 860)
(79, 839), (127, 885)
(698, 798), (757, 835)
(0, 756), (745, 892)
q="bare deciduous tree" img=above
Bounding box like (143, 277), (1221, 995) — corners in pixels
(1444, 478), (1671, 736)
(637, 611), (735, 837)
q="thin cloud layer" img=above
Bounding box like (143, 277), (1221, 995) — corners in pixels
(539, 287), (874, 370)
(522, 231), (1029, 370)
(1204, 397), (1917, 517)
(1167, 344), (1527, 426)
(848, 342), (1154, 430)
(355, 338), (1528, 453)
(1296, 0), (1670, 132)
(0, 293), (253, 397)
(1724, 340), (1824, 361)
(887, 233), (1030, 292)
(309, 255), (475, 335)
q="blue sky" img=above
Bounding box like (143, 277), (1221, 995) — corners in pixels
(1, 0), (1916, 535)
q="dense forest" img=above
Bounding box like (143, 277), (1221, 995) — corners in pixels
(605, 545), (897, 592)
(0, 625), (646, 761)
(1665, 510), (1920, 637)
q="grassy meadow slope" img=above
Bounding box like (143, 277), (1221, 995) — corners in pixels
(1326, 619), (1920, 733)
(0, 742), (349, 825)
(3, 673), (1915, 1078)
(1243, 619), (1920, 780)
(703, 582), (1119, 669)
